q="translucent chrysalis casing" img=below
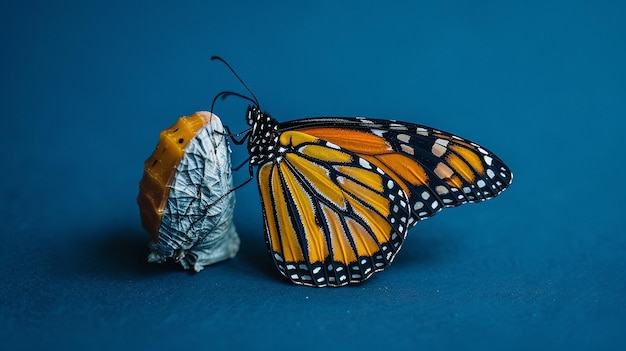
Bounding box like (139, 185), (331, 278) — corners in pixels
(137, 111), (239, 272)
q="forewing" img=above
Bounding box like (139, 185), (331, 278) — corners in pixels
(282, 117), (513, 224)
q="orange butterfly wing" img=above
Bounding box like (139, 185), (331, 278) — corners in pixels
(253, 114), (512, 287)
(257, 130), (412, 287)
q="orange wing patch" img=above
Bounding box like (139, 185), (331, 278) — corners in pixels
(300, 128), (392, 154)
(375, 153), (429, 186)
(286, 153), (347, 210)
(338, 175), (389, 218)
(345, 218), (379, 257)
(322, 205), (357, 265)
(258, 164), (281, 253)
(446, 153), (475, 183)
(335, 166), (384, 193)
(279, 162), (329, 263)
(298, 144), (353, 163)
(450, 144), (485, 175)
(267, 164), (306, 263)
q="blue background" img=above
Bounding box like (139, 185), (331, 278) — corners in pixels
(1, 0), (625, 350)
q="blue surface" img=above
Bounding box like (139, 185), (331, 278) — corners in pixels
(1, 1), (625, 350)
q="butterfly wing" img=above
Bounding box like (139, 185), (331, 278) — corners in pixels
(257, 116), (512, 287)
(257, 130), (413, 287)
(279, 117), (513, 222)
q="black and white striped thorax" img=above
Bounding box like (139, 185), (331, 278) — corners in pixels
(247, 106), (282, 165)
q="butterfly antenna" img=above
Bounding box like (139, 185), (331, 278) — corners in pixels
(210, 90), (258, 115)
(211, 56), (260, 108)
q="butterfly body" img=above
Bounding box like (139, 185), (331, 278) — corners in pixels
(243, 106), (512, 287)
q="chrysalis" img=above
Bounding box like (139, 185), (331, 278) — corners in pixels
(137, 111), (239, 272)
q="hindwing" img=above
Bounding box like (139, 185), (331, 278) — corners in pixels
(257, 130), (412, 287)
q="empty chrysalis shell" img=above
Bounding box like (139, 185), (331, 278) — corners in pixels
(137, 111), (239, 272)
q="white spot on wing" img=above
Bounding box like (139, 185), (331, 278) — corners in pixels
(326, 142), (340, 149)
(401, 144), (415, 155)
(435, 185), (449, 195)
(484, 155), (493, 166)
(432, 138), (449, 157)
(397, 134), (411, 143)
(372, 129), (385, 137)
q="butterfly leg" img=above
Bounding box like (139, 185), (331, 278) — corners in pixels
(218, 125), (250, 145)
(228, 162), (255, 193)
(232, 156), (252, 171)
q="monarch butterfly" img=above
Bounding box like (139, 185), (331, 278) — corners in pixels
(212, 57), (513, 287)
(137, 111), (239, 272)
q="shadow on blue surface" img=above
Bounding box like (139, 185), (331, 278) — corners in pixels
(64, 224), (281, 281)
(64, 220), (455, 286)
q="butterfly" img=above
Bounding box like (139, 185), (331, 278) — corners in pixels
(211, 57), (513, 287)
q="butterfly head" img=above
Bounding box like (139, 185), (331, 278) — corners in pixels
(246, 105), (268, 126)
